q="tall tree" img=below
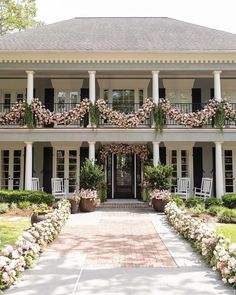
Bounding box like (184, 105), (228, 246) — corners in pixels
(0, 0), (44, 36)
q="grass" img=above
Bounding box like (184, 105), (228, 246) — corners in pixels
(0, 217), (30, 250)
(216, 224), (236, 243)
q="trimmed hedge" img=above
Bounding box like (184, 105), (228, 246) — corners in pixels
(0, 191), (55, 206)
(222, 194), (236, 209)
(205, 197), (222, 209)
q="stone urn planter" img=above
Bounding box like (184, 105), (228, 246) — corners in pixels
(150, 189), (172, 213)
(79, 198), (97, 212)
(68, 195), (80, 214)
(78, 189), (97, 213)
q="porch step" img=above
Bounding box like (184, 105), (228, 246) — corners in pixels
(98, 199), (150, 209)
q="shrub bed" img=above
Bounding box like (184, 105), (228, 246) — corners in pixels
(165, 202), (236, 287)
(222, 194), (236, 209)
(0, 200), (70, 291)
(0, 191), (55, 206)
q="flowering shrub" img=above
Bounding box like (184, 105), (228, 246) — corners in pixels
(96, 98), (154, 128)
(78, 189), (97, 199)
(0, 200), (70, 291)
(100, 144), (149, 162)
(165, 202), (236, 287)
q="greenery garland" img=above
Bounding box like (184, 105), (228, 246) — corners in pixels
(89, 102), (100, 127)
(24, 102), (34, 128)
(153, 103), (164, 132)
(215, 102), (225, 130)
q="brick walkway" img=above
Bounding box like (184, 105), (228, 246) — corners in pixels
(48, 208), (176, 268)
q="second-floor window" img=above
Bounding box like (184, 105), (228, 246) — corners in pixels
(112, 89), (134, 113)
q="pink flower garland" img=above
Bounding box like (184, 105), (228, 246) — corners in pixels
(100, 144), (149, 162)
(0, 101), (25, 125)
(160, 98), (219, 126)
(96, 98), (154, 128)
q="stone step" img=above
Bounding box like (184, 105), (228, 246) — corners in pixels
(98, 201), (150, 209)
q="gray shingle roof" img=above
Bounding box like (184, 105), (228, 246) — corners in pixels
(1, 17), (236, 52)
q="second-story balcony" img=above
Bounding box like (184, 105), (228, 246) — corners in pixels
(1, 101), (236, 129)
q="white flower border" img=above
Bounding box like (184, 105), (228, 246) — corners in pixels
(0, 200), (70, 290)
(165, 202), (236, 286)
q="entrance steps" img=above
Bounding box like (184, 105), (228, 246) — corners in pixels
(98, 199), (150, 209)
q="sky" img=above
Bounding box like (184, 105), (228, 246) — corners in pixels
(36, 0), (236, 34)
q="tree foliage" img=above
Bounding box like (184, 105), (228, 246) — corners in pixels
(0, 0), (44, 36)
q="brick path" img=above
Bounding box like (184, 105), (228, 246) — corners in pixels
(48, 208), (176, 268)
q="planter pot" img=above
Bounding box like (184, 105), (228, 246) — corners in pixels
(152, 198), (169, 213)
(31, 213), (48, 225)
(68, 199), (79, 214)
(79, 198), (96, 212)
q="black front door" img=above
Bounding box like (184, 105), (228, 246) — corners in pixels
(114, 154), (134, 198)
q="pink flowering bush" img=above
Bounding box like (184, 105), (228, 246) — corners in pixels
(165, 202), (236, 287)
(78, 189), (97, 199)
(150, 189), (171, 201)
(0, 200), (70, 291)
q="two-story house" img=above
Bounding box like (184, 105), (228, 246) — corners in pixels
(0, 17), (236, 199)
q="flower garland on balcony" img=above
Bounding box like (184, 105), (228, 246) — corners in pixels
(159, 98), (220, 127)
(100, 144), (149, 162)
(0, 101), (25, 125)
(96, 98), (154, 128)
(30, 98), (90, 126)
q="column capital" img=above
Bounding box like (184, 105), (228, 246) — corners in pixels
(214, 141), (224, 145)
(26, 70), (35, 75)
(213, 70), (222, 75)
(152, 70), (160, 75)
(88, 71), (96, 75)
(88, 141), (96, 145)
(153, 141), (160, 144)
(24, 141), (33, 145)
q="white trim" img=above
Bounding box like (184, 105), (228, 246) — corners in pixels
(112, 153), (114, 199)
(134, 154), (137, 199)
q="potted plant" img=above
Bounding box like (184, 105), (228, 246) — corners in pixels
(144, 163), (173, 212)
(79, 159), (104, 212)
(150, 189), (172, 212)
(31, 203), (53, 224)
(68, 194), (80, 214)
(78, 189), (97, 212)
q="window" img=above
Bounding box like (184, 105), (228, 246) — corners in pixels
(16, 93), (24, 103)
(58, 91), (66, 104)
(70, 92), (79, 106)
(4, 93), (11, 112)
(112, 89), (134, 112)
(104, 89), (109, 102)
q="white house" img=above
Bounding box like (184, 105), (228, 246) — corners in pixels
(0, 17), (236, 199)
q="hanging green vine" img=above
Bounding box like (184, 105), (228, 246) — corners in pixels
(152, 103), (165, 132)
(89, 102), (100, 127)
(215, 102), (225, 131)
(24, 102), (34, 128)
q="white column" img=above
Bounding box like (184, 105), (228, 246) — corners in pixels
(152, 71), (160, 104)
(25, 142), (33, 190)
(153, 142), (160, 167)
(88, 71), (96, 104)
(213, 71), (222, 102)
(215, 142), (224, 198)
(26, 71), (34, 104)
(88, 141), (96, 163)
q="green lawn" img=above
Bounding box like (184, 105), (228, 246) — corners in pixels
(0, 217), (30, 250)
(216, 224), (236, 243)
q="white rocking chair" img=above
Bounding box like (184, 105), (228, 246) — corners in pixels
(51, 178), (66, 199)
(174, 177), (190, 200)
(32, 178), (43, 191)
(194, 178), (212, 200)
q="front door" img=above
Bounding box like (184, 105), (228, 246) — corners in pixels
(54, 149), (79, 195)
(0, 149), (24, 190)
(114, 154), (134, 198)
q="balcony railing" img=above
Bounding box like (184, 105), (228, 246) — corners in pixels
(1, 102), (236, 128)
